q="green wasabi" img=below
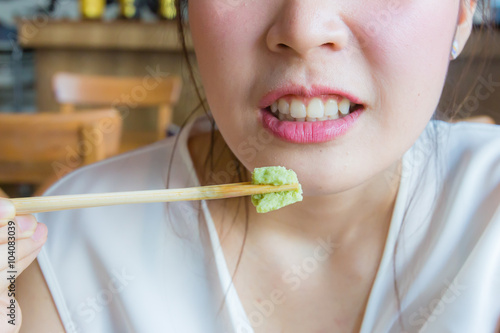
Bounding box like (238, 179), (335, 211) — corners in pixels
(251, 166), (303, 213)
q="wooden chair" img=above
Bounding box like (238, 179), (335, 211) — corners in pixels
(52, 72), (182, 151)
(0, 109), (122, 196)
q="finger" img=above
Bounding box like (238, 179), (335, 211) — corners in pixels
(0, 216), (38, 243)
(0, 199), (16, 227)
(0, 223), (47, 272)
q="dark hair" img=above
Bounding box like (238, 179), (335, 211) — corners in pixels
(169, 0), (494, 329)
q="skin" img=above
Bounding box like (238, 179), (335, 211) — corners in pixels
(187, 0), (478, 332)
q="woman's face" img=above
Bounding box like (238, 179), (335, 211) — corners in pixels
(188, 0), (464, 196)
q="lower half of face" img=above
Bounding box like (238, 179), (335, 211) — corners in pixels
(188, 0), (461, 196)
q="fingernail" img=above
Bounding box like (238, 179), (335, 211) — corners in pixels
(31, 223), (47, 242)
(0, 199), (15, 220)
(18, 216), (36, 234)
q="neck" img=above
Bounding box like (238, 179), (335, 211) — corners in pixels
(247, 160), (402, 244)
(188, 130), (401, 245)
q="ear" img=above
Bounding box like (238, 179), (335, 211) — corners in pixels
(452, 0), (478, 59)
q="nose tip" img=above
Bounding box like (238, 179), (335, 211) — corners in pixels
(266, 6), (349, 57)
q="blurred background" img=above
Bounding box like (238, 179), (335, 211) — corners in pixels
(0, 0), (193, 122)
(0, 0), (194, 197)
(0, 0), (499, 198)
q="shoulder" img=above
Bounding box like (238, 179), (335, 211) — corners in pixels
(434, 120), (500, 156)
(432, 121), (500, 213)
(405, 120), (500, 248)
(394, 121), (500, 331)
(426, 121), (500, 254)
(36, 134), (196, 268)
(33, 134), (208, 331)
(429, 120), (500, 190)
(408, 120), (500, 197)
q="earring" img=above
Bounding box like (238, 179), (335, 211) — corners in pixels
(451, 39), (459, 60)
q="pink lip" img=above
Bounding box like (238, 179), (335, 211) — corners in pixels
(259, 108), (363, 144)
(258, 84), (363, 109)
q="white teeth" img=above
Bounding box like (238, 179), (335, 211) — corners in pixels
(324, 100), (339, 118)
(290, 100), (307, 118)
(278, 99), (290, 114)
(307, 98), (324, 118)
(271, 102), (278, 113)
(270, 96), (359, 122)
(339, 98), (350, 115)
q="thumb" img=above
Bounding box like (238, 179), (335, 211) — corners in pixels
(0, 199), (16, 227)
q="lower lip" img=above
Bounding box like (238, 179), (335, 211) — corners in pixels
(259, 108), (363, 144)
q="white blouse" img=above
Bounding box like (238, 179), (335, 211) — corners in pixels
(36, 116), (500, 333)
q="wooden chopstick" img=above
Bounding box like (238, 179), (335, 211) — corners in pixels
(9, 182), (300, 215)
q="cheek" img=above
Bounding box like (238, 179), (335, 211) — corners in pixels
(360, 1), (457, 116)
(189, 0), (267, 161)
(187, 0), (460, 195)
(353, 0), (457, 154)
(188, 1), (258, 108)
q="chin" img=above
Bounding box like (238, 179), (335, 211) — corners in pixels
(299, 177), (359, 197)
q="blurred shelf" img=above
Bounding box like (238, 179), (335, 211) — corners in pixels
(17, 18), (193, 51)
(15, 19), (199, 128)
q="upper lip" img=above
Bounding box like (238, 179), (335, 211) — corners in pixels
(258, 84), (364, 109)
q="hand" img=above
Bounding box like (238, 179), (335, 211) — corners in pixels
(0, 199), (48, 332)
